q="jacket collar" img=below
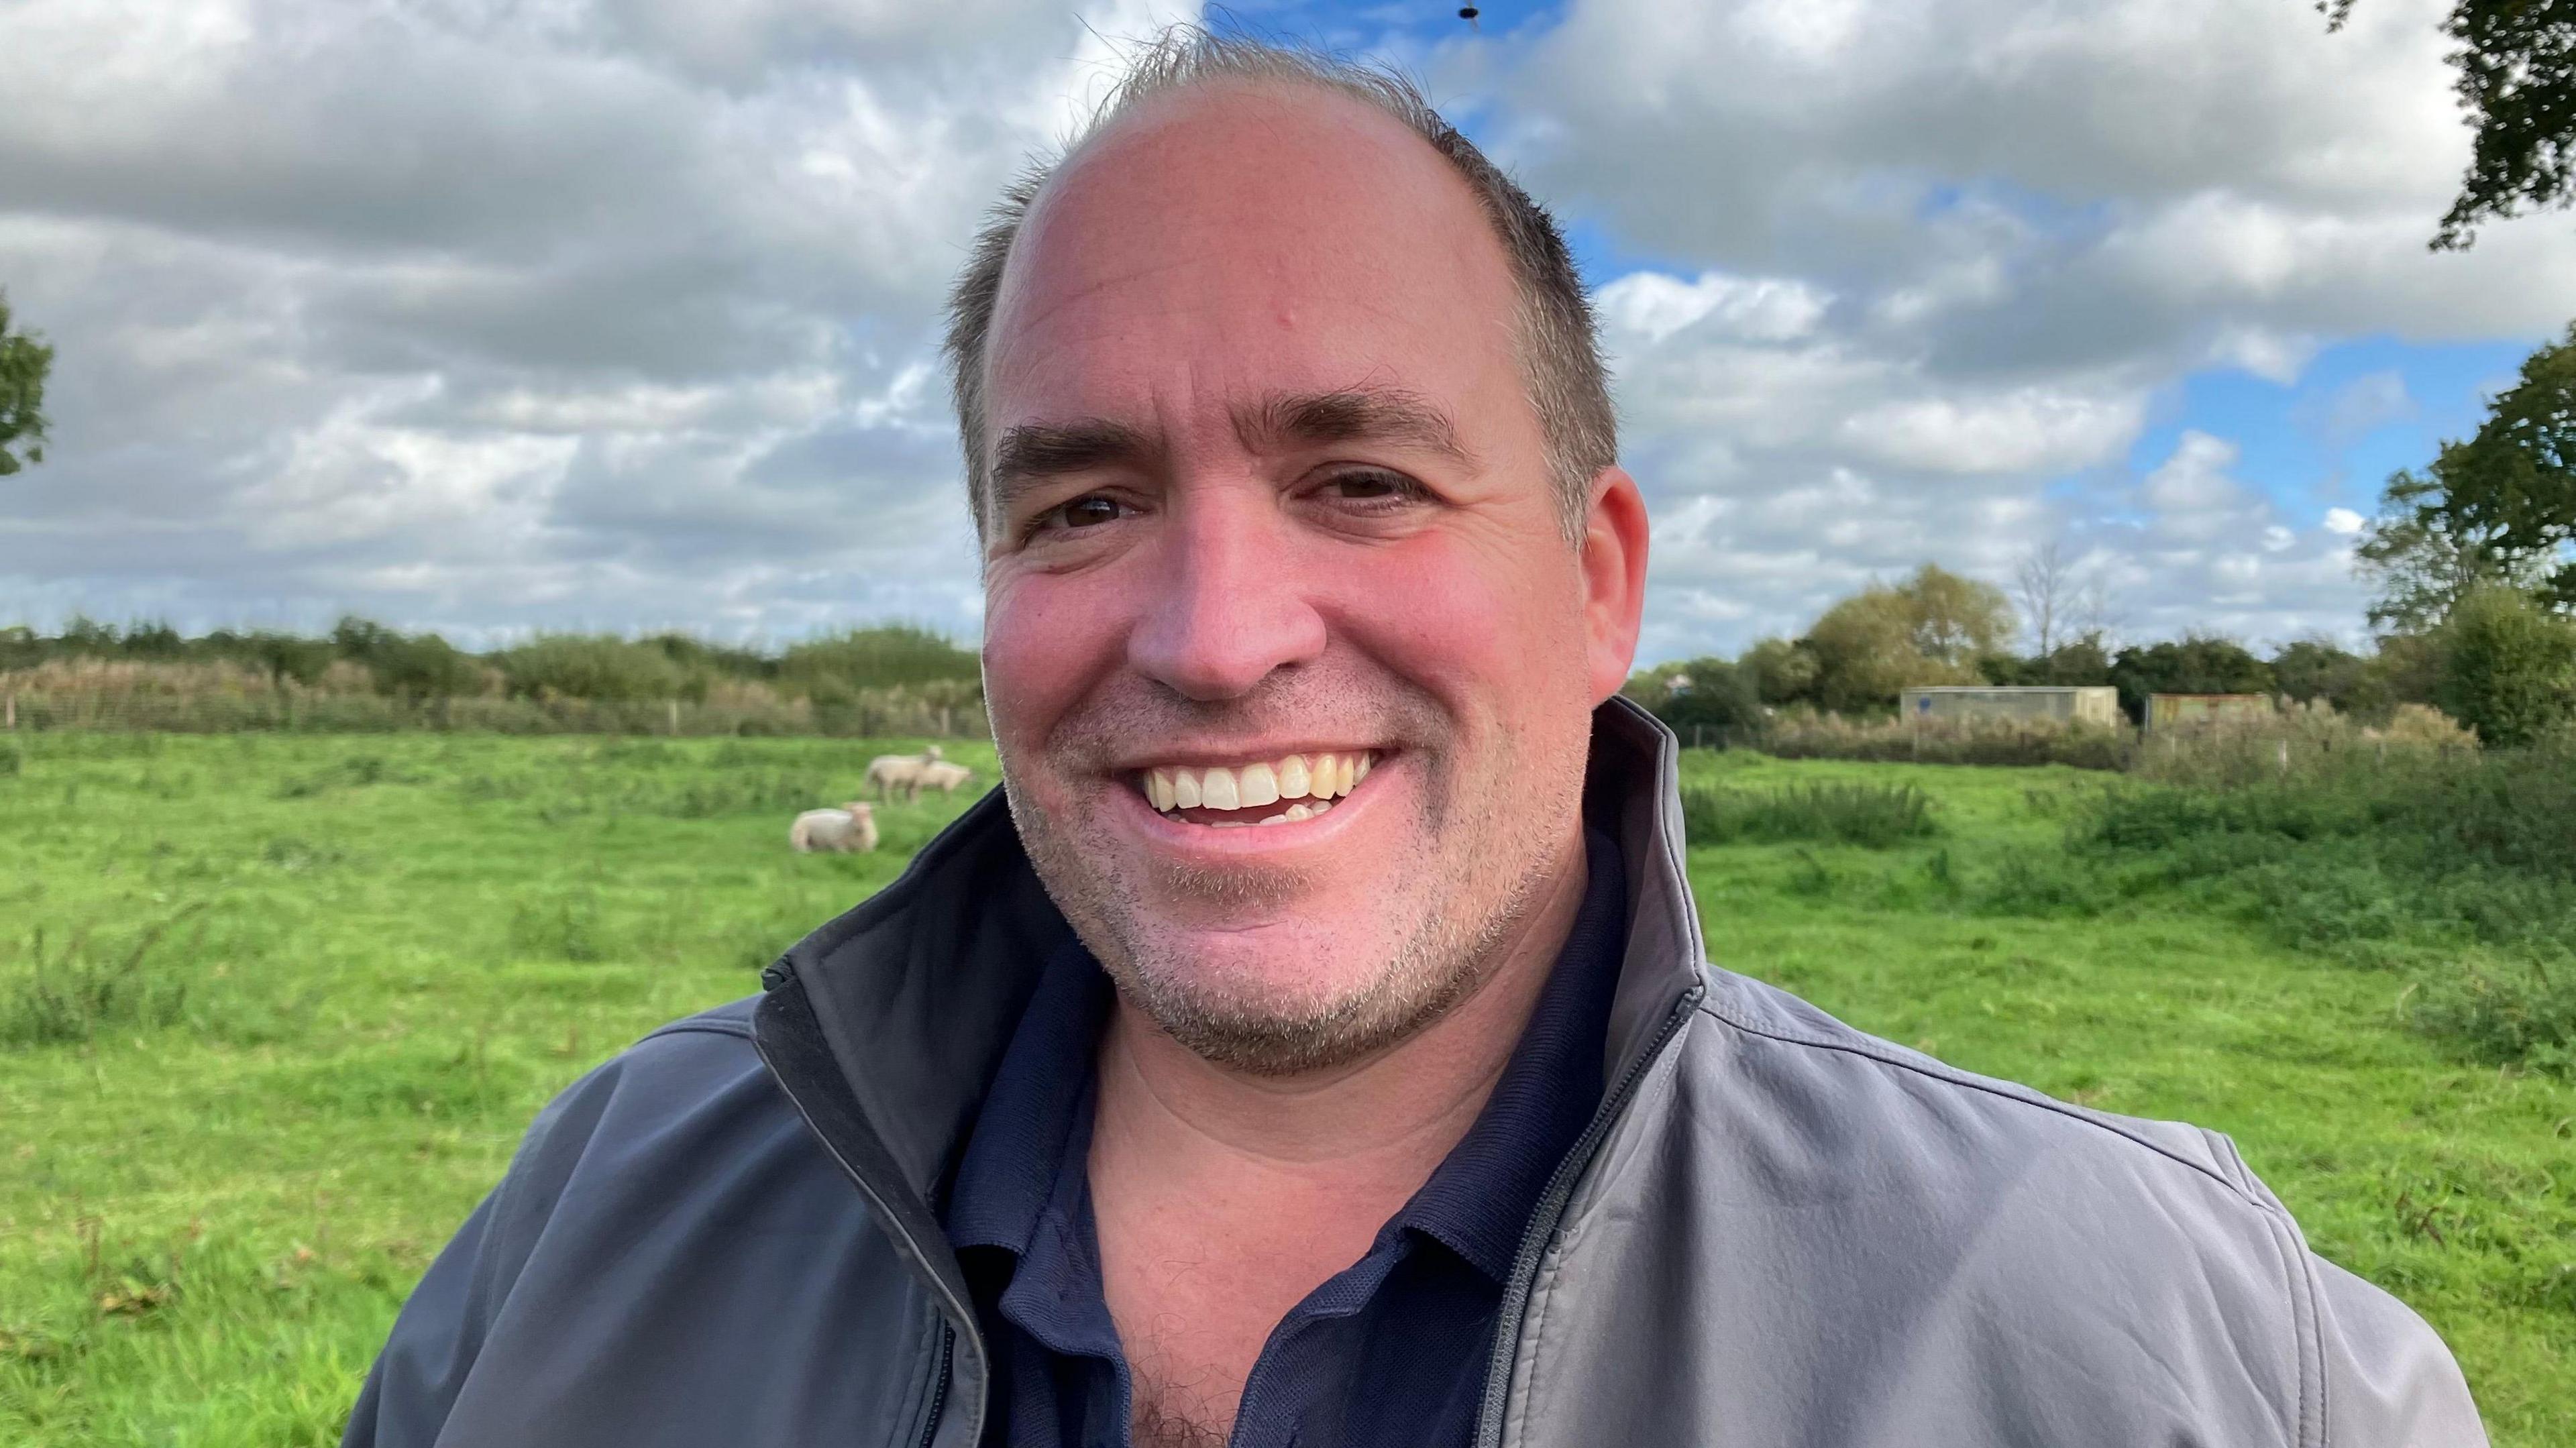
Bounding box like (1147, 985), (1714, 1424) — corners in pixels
(762, 693), (1707, 1212)
(752, 697), (1705, 1448)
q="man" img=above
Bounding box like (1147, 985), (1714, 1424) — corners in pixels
(345, 31), (2485, 1448)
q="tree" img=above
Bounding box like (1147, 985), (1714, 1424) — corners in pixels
(2443, 321), (2576, 606)
(331, 616), (480, 700)
(1896, 563), (2016, 667)
(492, 634), (692, 702)
(2356, 325), (2576, 625)
(1980, 631), (2114, 687)
(2014, 540), (2074, 656)
(0, 290), (52, 476)
(1796, 565), (2015, 712)
(2434, 583), (2576, 745)
(1623, 657), (1765, 737)
(1739, 636), (1819, 706)
(2325, 2), (2576, 249)
(2355, 463), (2536, 631)
(2106, 636), (2276, 722)
(2270, 638), (2368, 706)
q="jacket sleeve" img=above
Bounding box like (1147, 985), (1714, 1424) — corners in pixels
(2312, 1255), (2489, 1448)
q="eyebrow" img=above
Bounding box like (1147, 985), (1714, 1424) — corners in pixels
(989, 418), (1161, 510)
(1233, 388), (1477, 469)
(987, 387), (1477, 514)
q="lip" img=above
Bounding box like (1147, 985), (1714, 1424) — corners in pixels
(1110, 751), (1393, 858)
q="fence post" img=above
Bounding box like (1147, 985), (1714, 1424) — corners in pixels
(2276, 738), (2290, 777)
(668, 698), (681, 736)
(3, 693), (12, 731)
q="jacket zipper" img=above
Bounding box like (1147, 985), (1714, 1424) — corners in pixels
(751, 978), (977, 1448)
(1471, 986), (1702, 1448)
(915, 1323), (954, 1448)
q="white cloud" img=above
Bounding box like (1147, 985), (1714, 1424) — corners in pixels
(1594, 271), (1829, 344)
(1449, 0), (2569, 655)
(0, 0), (2540, 659)
(0, 0), (1193, 641)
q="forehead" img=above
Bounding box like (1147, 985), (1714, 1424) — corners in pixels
(984, 81), (1526, 436)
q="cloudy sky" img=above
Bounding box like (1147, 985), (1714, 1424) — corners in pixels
(4, 0), (2572, 661)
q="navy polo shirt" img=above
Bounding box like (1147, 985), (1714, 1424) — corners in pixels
(942, 828), (1628, 1448)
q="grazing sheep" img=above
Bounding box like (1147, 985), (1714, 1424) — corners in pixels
(864, 746), (954, 801)
(864, 753), (929, 801)
(915, 759), (974, 797)
(789, 801), (878, 854)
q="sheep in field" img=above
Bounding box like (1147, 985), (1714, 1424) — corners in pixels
(864, 753), (930, 801)
(914, 759), (974, 797)
(864, 746), (952, 801)
(790, 801), (878, 854)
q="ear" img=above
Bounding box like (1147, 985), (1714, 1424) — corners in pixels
(1579, 465), (1650, 706)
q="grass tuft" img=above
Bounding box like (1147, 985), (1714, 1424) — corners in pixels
(1681, 780), (1936, 848)
(0, 907), (205, 1048)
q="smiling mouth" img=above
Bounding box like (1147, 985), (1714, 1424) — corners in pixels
(1135, 750), (1379, 828)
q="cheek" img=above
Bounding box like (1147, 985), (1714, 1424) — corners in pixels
(1326, 532), (1589, 712)
(980, 569), (1129, 748)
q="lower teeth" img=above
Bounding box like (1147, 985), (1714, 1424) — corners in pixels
(1165, 797), (1335, 827)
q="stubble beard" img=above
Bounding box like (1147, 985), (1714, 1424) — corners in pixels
(1002, 719), (1576, 1078)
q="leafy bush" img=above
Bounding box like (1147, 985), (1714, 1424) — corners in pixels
(491, 634), (694, 702)
(2434, 585), (2576, 747)
(1681, 781), (1936, 848)
(2025, 742), (2576, 1071)
(0, 618), (989, 732)
(777, 626), (980, 699)
(2406, 955), (2576, 1076)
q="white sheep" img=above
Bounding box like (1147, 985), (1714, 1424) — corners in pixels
(789, 801), (878, 854)
(914, 759), (974, 797)
(864, 753), (929, 801)
(864, 746), (953, 801)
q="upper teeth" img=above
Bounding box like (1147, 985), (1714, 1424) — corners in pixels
(1144, 752), (1374, 815)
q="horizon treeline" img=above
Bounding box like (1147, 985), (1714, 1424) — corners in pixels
(1624, 561), (2576, 750)
(0, 617), (983, 707)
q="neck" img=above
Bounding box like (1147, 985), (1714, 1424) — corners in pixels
(1085, 827), (1593, 1440)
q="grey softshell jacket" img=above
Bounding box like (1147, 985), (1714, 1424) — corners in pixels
(345, 700), (2487, 1447)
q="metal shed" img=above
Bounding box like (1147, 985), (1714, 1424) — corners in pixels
(1900, 685), (2122, 727)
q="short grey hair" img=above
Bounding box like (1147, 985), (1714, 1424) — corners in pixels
(943, 27), (1615, 543)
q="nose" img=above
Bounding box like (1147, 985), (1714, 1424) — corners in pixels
(1126, 485), (1327, 701)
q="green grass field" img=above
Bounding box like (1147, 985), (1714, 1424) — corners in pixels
(1, 734), (2569, 1443)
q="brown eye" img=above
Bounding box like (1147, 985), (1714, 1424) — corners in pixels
(1324, 470), (1417, 502)
(1053, 496), (1126, 529)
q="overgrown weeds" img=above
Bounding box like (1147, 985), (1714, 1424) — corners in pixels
(1985, 742), (2576, 1071)
(0, 906), (206, 1048)
(1681, 781), (1936, 848)
(1758, 712), (2135, 769)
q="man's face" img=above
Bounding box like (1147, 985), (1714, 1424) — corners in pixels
(977, 82), (1644, 1073)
